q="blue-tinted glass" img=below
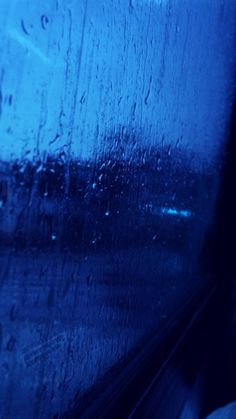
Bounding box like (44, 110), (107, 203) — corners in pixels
(0, 0), (235, 417)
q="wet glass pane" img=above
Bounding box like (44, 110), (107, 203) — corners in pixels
(0, 0), (235, 417)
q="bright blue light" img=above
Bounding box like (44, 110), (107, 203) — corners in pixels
(160, 207), (192, 218)
(8, 29), (50, 64)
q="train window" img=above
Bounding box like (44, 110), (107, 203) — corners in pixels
(0, 1), (235, 417)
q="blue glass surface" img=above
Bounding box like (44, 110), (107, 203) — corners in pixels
(0, 0), (235, 417)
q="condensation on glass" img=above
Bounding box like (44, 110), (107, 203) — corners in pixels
(0, 0), (235, 417)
